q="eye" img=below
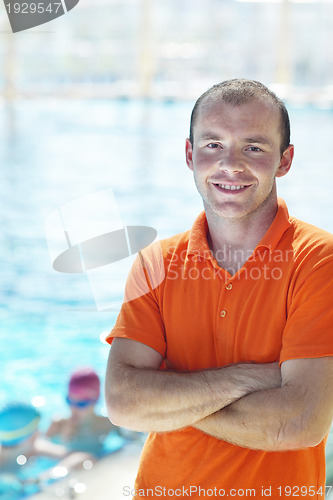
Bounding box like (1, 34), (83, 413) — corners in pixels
(206, 143), (221, 149)
(247, 146), (262, 152)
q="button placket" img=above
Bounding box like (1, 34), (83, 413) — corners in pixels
(218, 282), (234, 319)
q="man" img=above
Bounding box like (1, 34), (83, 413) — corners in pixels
(105, 79), (333, 499)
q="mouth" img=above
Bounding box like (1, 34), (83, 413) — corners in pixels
(212, 183), (251, 193)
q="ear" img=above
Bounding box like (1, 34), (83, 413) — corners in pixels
(185, 138), (194, 171)
(276, 144), (294, 178)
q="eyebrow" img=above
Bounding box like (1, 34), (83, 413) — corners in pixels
(200, 133), (222, 142)
(199, 132), (273, 147)
(244, 135), (273, 146)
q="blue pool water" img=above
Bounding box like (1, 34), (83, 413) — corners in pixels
(0, 97), (333, 431)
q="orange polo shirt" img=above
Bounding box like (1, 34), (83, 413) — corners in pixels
(107, 198), (333, 499)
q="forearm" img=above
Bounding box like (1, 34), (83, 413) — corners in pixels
(106, 362), (281, 433)
(194, 384), (325, 451)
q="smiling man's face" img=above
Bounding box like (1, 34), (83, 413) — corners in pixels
(186, 98), (294, 223)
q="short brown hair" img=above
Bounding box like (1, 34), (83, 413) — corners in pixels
(189, 79), (291, 155)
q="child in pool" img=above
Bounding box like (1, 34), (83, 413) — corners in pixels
(46, 367), (127, 456)
(0, 401), (92, 494)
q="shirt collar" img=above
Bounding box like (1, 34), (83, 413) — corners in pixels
(186, 197), (291, 260)
(255, 197), (291, 254)
(187, 211), (213, 260)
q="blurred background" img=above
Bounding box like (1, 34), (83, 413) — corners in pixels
(0, 0), (333, 495)
(1, 0), (333, 101)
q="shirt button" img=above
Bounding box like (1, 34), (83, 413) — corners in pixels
(220, 310), (227, 318)
(226, 283), (233, 290)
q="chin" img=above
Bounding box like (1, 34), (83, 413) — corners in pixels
(208, 202), (251, 221)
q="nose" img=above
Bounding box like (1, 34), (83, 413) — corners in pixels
(218, 149), (245, 173)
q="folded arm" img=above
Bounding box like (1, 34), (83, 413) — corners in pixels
(194, 356), (333, 451)
(105, 337), (281, 433)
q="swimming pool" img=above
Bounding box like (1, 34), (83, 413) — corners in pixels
(1, 97), (333, 429)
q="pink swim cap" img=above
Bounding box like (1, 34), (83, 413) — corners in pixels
(68, 367), (100, 401)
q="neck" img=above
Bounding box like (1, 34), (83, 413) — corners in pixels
(205, 197), (278, 274)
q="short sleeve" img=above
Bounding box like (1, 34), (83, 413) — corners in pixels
(280, 258), (333, 363)
(105, 242), (167, 357)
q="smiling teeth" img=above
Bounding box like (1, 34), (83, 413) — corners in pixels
(218, 184), (245, 190)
